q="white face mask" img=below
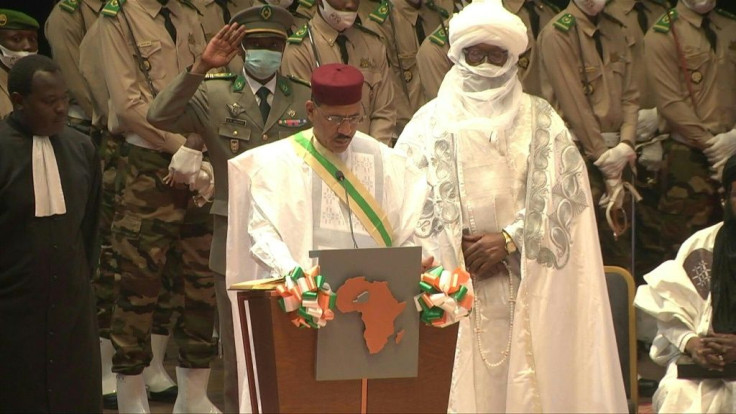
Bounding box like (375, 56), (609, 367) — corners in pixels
(264, 0), (295, 7)
(682, 0), (716, 14)
(319, 0), (358, 32)
(0, 44), (35, 69)
(573, 0), (606, 16)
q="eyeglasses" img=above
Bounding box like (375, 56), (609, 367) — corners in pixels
(463, 47), (509, 66)
(316, 106), (364, 127)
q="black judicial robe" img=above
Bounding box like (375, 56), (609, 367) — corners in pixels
(0, 115), (102, 412)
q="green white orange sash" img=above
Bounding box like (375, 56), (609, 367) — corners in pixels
(291, 130), (393, 247)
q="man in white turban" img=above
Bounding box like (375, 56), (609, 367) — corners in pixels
(395, 0), (628, 411)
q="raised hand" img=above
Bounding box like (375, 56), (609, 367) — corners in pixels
(193, 23), (248, 74)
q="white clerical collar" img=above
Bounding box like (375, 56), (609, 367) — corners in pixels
(32, 135), (66, 217)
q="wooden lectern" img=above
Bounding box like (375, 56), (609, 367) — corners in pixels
(236, 289), (458, 413)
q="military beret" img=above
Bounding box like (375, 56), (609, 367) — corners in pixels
(311, 63), (363, 106)
(0, 9), (39, 31)
(229, 5), (294, 39)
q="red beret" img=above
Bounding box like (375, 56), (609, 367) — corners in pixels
(310, 63), (364, 106)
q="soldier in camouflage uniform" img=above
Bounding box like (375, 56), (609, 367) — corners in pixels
(148, 5), (312, 411)
(95, 0), (219, 411)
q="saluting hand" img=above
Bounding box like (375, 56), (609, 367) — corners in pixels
(192, 23), (247, 74)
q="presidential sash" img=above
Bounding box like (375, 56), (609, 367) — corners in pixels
(291, 130), (393, 247)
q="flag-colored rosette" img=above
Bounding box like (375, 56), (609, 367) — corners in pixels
(414, 266), (473, 327)
(276, 265), (337, 329)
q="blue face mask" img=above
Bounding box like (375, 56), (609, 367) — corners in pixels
(243, 49), (283, 80)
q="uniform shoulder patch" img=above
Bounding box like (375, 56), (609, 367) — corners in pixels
(653, 9), (677, 33)
(425, 0), (450, 19)
(288, 24), (308, 44)
(298, 0), (315, 8)
(287, 74), (311, 89)
(58, 0), (81, 13)
(102, 0), (126, 17)
(231, 74), (246, 92)
(428, 25), (447, 46)
(354, 22), (381, 39)
(278, 77), (292, 96)
(541, 0), (561, 14)
(204, 72), (236, 81)
(369, 1), (390, 24)
(553, 13), (575, 32)
(715, 8), (736, 21)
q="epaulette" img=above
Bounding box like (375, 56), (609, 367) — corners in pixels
(369, 1), (390, 24)
(178, 0), (203, 15)
(428, 25), (447, 46)
(287, 74), (311, 89)
(715, 8), (736, 21)
(58, 0), (81, 13)
(425, 0), (450, 19)
(354, 22), (381, 39)
(298, 0), (315, 8)
(101, 0), (126, 17)
(232, 74), (246, 92)
(553, 13), (575, 32)
(652, 9), (676, 33)
(204, 72), (236, 80)
(540, 0), (560, 14)
(601, 11), (625, 27)
(277, 77), (291, 96)
(287, 25), (308, 44)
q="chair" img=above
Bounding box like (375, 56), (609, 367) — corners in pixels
(605, 266), (639, 414)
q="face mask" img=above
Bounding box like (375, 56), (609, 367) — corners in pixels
(682, 0), (716, 14)
(573, 0), (606, 16)
(319, 0), (358, 32)
(0, 44), (35, 69)
(243, 48), (283, 80)
(265, 0), (295, 7)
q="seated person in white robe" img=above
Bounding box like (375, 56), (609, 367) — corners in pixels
(394, 0), (627, 412)
(226, 63), (426, 412)
(635, 155), (736, 413)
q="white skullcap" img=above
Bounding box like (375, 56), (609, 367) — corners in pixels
(447, 0), (529, 64)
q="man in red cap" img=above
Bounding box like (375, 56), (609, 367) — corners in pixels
(225, 63), (428, 412)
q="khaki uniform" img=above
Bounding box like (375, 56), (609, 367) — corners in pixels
(97, 0), (217, 375)
(199, 0), (253, 41)
(538, 4), (640, 269)
(636, 4), (736, 277)
(282, 13), (396, 143)
(295, 0), (382, 26)
(362, 0), (451, 129)
(606, 0), (670, 109)
(45, 0), (105, 120)
(0, 68), (10, 119)
(414, 0), (559, 102)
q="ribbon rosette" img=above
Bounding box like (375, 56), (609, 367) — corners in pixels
(414, 266), (473, 327)
(276, 265), (337, 329)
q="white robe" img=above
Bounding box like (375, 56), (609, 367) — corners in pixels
(635, 223), (736, 413)
(396, 93), (628, 413)
(226, 130), (426, 412)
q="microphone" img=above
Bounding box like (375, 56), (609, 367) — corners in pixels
(335, 170), (359, 249)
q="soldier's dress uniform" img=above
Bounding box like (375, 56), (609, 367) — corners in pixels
(538, 2), (640, 269)
(362, 0), (451, 133)
(148, 7), (312, 411)
(281, 8), (397, 143)
(642, 3), (736, 272)
(95, 0), (218, 385)
(0, 10), (39, 118)
(415, 0), (558, 101)
(199, 0), (254, 42)
(295, 0), (382, 26)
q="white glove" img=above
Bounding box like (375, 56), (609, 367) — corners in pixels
(704, 129), (736, 168)
(636, 108), (659, 142)
(639, 140), (664, 172)
(190, 161), (215, 204)
(168, 145), (203, 185)
(599, 178), (624, 209)
(594, 142), (636, 179)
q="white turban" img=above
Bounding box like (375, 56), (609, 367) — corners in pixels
(447, 0), (529, 65)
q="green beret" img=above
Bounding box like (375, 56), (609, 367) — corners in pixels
(0, 9), (40, 31)
(230, 5), (294, 39)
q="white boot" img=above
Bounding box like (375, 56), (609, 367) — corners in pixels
(143, 333), (177, 400)
(173, 367), (221, 413)
(100, 338), (117, 407)
(116, 374), (150, 413)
